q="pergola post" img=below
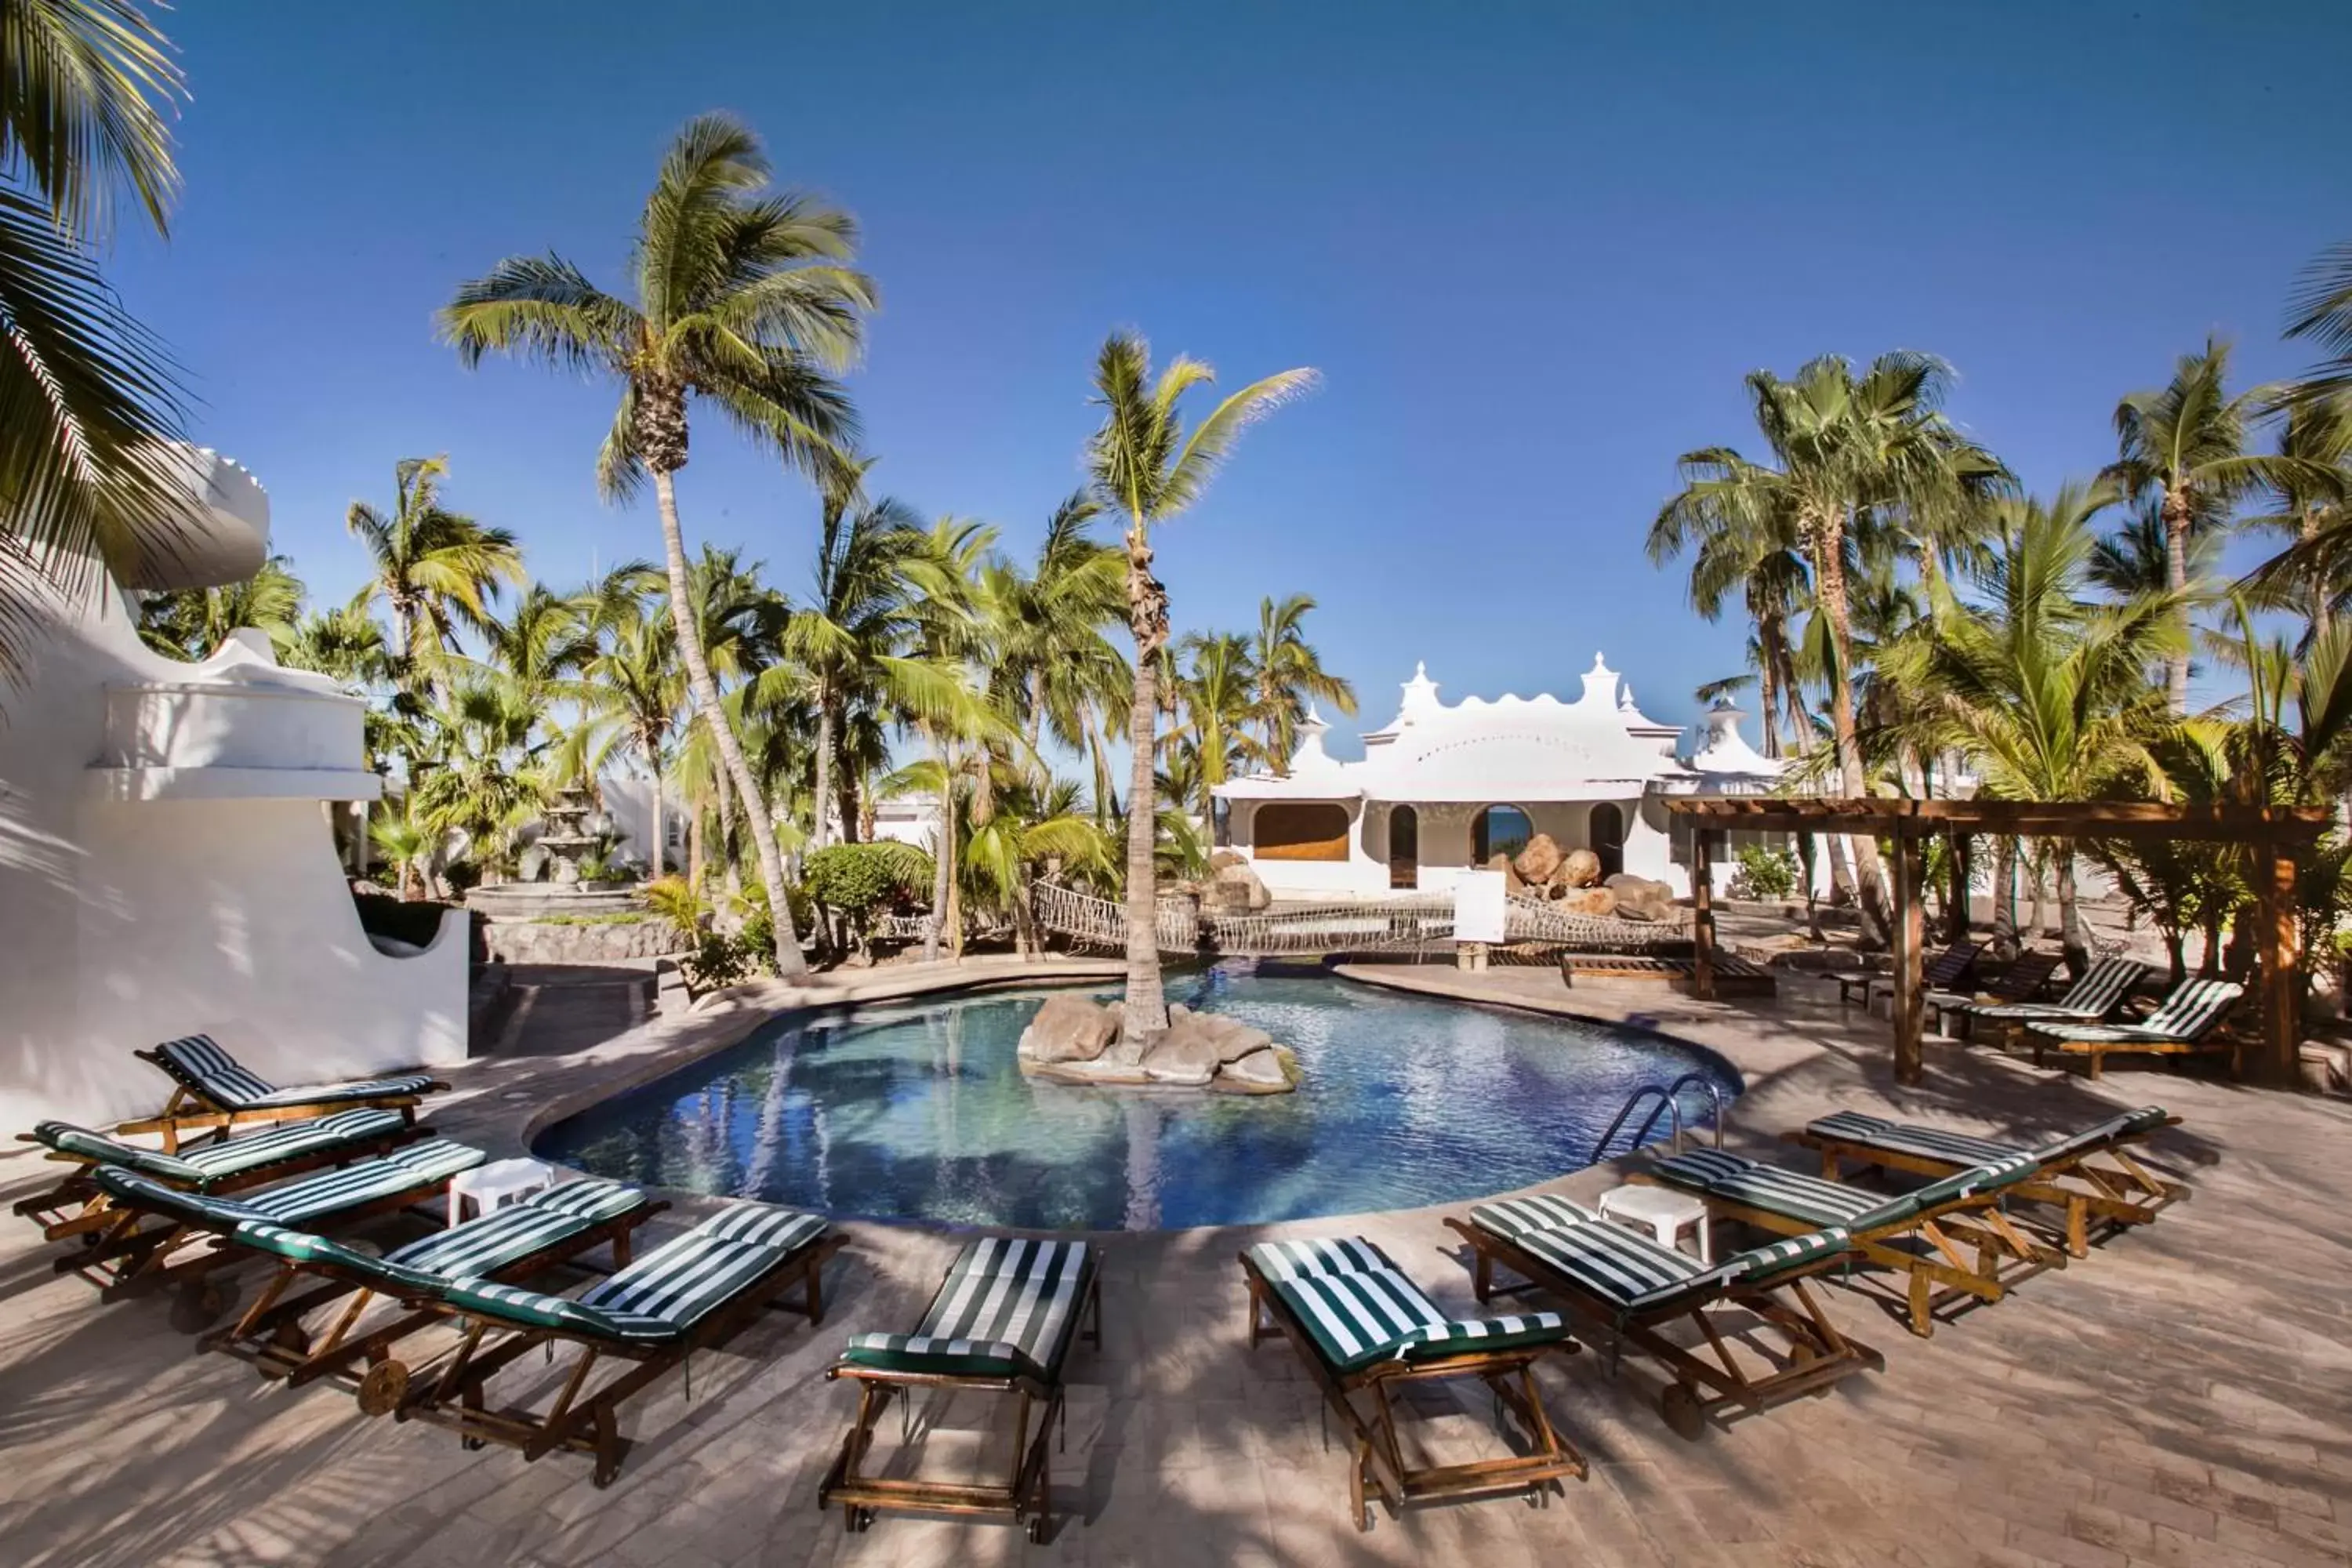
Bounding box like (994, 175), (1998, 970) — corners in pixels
(1691, 828), (1717, 1001)
(1947, 829), (1971, 944)
(2256, 837), (2301, 1087)
(1893, 829), (1926, 1085)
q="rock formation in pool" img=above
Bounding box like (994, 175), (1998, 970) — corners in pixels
(1015, 993), (1301, 1094)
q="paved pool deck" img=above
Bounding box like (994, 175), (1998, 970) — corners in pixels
(2, 957), (2348, 1567)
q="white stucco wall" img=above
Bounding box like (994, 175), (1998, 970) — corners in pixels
(0, 555), (466, 1131)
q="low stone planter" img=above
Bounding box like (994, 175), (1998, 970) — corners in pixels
(481, 917), (687, 966)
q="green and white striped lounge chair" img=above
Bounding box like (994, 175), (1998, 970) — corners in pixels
(13, 1107), (424, 1243)
(820, 1237), (1102, 1541)
(398, 1202), (841, 1488)
(1785, 1105), (2183, 1257)
(1632, 1147), (2061, 1337)
(79, 1141), (487, 1321)
(2024, 978), (2244, 1078)
(1443, 1196), (1880, 1439)
(1926, 949), (2062, 1037)
(1954, 954), (2146, 1046)
(198, 1178), (663, 1399)
(1833, 940), (1980, 1007)
(1236, 1236), (1584, 1532)
(119, 1034), (448, 1149)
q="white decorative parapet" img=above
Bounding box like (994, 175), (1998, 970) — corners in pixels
(107, 446), (272, 591)
(88, 631), (380, 802)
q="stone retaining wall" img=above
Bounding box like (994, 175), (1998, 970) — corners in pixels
(481, 918), (687, 966)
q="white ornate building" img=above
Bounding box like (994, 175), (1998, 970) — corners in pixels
(1213, 655), (1815, 902)
(0, 449), (468, 1127)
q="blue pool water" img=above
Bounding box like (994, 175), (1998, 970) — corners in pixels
(537, 970), (1742, 1232)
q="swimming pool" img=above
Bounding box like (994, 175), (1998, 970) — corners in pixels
(537, 968), (1742, 1231)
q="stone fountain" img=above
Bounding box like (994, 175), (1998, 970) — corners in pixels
(465, 787), (645, 917)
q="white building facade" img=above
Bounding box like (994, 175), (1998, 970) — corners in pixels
(0, 450), (468, 1128)
(1214, 655), (1818, 902)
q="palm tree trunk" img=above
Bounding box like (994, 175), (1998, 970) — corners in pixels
(713, 760), (742, 902)
(1991, 836), (2019, 957)
(1120, 524), (1173, 1040)
(649, 751), (665, 880)
(651, 467), (804, 977)
(687, 800), (703, 893)
(2056, 844), (2089, 975)
(1811, 514), (1894, 945)
(811, 691), (835, 851)
(2305, 506), (2331, 644)
(924, 731), (952, 963)
(2164, 485), (2192, 716)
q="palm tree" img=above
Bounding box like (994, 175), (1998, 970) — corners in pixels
(2286, 240), (2352, 403)
(1885, 481), (2180, 972)
(786, 459), (923, 851)
(1167, 631), (1265, 815)
(898, 517), (1009, 961)
(346, 456), (524, 685)
(579, 579), (685, 877)
(440, 113), (876, 977)
(1084, 332), (1317, 1036)
(2103, 338), (2308, 714)
(0, 0), (191, 699)
(136, 554), (306, 661)
(2239, 391), (2352, 643)
(485, 581), (600, 708)
(1657, 352), (2006, 939)
(368, 804), (434, 902)
(985, 492), (1128, 772)
(1247, 593), (1356, 771)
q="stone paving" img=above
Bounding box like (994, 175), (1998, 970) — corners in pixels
(2, 959), (2348, 1567)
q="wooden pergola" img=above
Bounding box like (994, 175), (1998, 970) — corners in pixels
(1667, 797), (2335, 1087)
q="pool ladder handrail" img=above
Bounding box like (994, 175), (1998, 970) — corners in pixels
(1590, 1073), (1726, 1165)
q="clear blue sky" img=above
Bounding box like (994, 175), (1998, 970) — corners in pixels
(110, 1), (2352, 754)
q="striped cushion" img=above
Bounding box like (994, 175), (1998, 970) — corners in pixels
(229, 1218), (432, 1290)
(2141, 978), (2241, 1037)
(1805, 1111), (2024, 1170)
(2054, 956), (2146, 1017)
(1649, 1149), (1907, 1230)
(37, 1107), (408, 1188)
(1508, 1221), (1744, 1312)
(844, 1236), (1094, 1379)
(2034, 1106), (2168, 1164)
(1904, 1156), (2037, 1209)
(152, 1034), (435, 1109)
(1721, 1226), (1853, 1285)
(1465, 1193), (1598, 1239)
(239, 1140), (484, 1224)
(697, 1203), (827, 1250)
(1923, 945), (1981, 986)
(385, 1180), (644, 1278)
(1243, 1236), (1395, 1281)
(91, 1164), (272, 1228)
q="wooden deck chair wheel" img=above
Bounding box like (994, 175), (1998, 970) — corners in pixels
(356, 1358), (410, 1418)
(169, 1277), (234, 1334)
(1659, 1381), (1708, 1442)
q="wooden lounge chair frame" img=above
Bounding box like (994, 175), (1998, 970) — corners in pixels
(1443, 1217), (1881, 1439)
(118, 1047), (448, 1152)
(1624, 1167), (2065, 1338)
(393, 1229), (846, 1488)
(818, 1252), (1104, 1542)
(200, 1199), (667, 1398)
(1240, 1248), (1586, 1531)
(1783, 1113), (2186, 1258)
(12, 1120), (429, 1244)
(2030, 1025), (2241, 1080)
(69, 1160), (480, 1327)
(1834, 940), (1981, 1008)
(1927, 950), (2061, 1038)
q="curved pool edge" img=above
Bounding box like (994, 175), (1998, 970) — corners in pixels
(460, 955), (1784, 1247)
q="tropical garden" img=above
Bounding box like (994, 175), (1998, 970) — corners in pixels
(1650, 290), (2352, 993)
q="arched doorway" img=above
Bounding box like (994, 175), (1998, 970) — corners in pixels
(1472, 804), (1534, 866)
(1589, 801), (1624, 879)
(1388, 804), (1418, 889)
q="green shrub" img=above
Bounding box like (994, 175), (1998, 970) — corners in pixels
(1731, 844), (1799, 900)
(680, 930), (753, 992)
(805, 841), (932, 953)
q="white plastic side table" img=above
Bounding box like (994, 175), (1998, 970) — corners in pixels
(1596, 1183), (1712, 1265)
(448, 1157), (555, 1227)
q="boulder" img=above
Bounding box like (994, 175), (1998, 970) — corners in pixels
(1559, 848), (1602, 888)
(1513, 833), (1563, 887)
(1486, 853), (1526, 894)
(1560, 886), (1618, 918)
(1018, 993), (1123, 1065)
(1139, 1018), (1221, 1086)
(1218, 1046), (1299, 1093)
(1606, 874), (1678, 923)
(1208, 848), (1247, 873)
(1202, 1015), (1275, 1064)
(1206, 861), (1272, 914)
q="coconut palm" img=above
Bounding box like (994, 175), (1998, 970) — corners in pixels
(2103, 338), (2314, 714)
(579, 581), (685, 877)
(1083, 332), (1317, 1036)
(1657, 352), (2006, 939)
(409, 677), (551, 879)
(1167, 631), (1266, 815)
(1884, 480), (2180, 971)
(985, 492), (1129, 779)
(786, 459), (923, 851)
(2286, 240), (2352, 404)
(368, 804), (434, 902)
(2238, 391), (2352, 643)
(0, 0), (191, 698)
(440, 113), (876, 976)
(485, 581), (601, 710)
(136, 554), (306, 661)
(346, 456), (524, 685)
(1248, 593), (1356, 771)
